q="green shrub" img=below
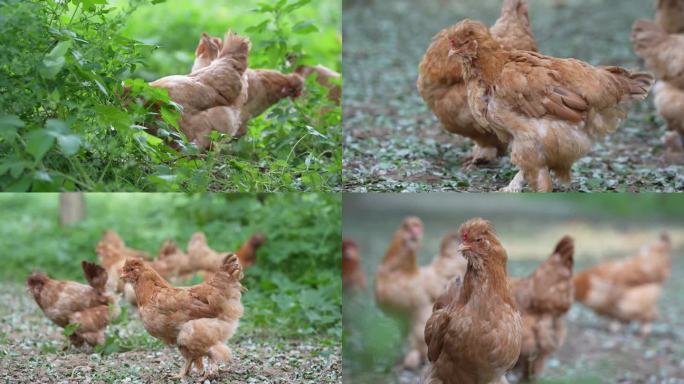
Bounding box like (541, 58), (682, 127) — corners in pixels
(0, 0), (341, 191)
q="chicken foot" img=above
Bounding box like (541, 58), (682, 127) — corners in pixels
(172, 358), (193, 380)
(500, 170), (526, 192)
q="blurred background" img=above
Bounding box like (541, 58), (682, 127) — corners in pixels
(342, 0), (682, 192)
(343, 193), (684, 383)
(0, 193), (341, 382)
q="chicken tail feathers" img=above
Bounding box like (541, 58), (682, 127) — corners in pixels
(625, 71), (655, 101)
(221, 253), (245, 282)
(81, 261), (108, 292)
(553, 235), (575, 269)
(604, 66), (655, 101)
(220, 31), (250, 68)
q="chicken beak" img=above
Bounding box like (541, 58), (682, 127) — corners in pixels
(448, 48), (457, 58)
(457, 242), (471, 253)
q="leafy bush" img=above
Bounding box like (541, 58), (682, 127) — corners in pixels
(0, 193), (341, 338)
(0, 0), (341, 191)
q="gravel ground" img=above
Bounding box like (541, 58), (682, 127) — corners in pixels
(0, 285), (341, 384)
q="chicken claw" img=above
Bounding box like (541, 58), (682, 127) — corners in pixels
(499, 171), (525, 192)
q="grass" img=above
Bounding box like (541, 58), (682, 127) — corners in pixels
(342, 0), (684, 192)
(342, 194), (684, 383)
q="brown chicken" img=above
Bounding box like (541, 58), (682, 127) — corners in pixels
(654, 81), (684, 139)
(446, 20), (654, 192)
(191, 34), (304, 138)
(508, 236), (574, 382)
(96, 230), (150, 293)
(342, 238), (366, 292)
(417, 0), (538, 168)
(573, 233), (671, 335)
(149, 240), (193, 279)
(663, 130), (684, 163)
(186, 232), (232, 273)
(656, 0), (684, 34)
(295, 64), (342, 104)
(27, 261), (120, 348)
(423, 218), (522, 384)
(631, 20), (684, 162)
(631, 20), (684, 89)
(191, 33), (223, 73)
(234, 233), (266, 268)
(121, 254), (245, 379)
(374, 217), (425, 321)
(150, 31), (250, 149)
(403, 231), (466, 370)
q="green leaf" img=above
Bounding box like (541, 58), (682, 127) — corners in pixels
(160, 106), (180, 130)
(0, 158), (29, 178)
(40, 40), (73, 80)
(305, 125), (327, 138)
(25, 130), (55, 162)
(62, 323), (80, 337)
(76, 0), (107, 10)
(0, 115), (25, 141)
(292, 20), (319, 34)
(5, 175), (32, 192)
(283, 0), (312, 13)
(45, 119), (68, 134)
(56, 135), (81, 156)
(94, 106), (131, 130)
(44, 119), (81, 156)
(245, 19), (270, 33)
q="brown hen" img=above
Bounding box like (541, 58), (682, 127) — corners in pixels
(417, 0), (538, 168)
(121, 254), (244, 379)
(573, 233), (671, 335)
(423, 218), (522, 384)
(447, 20), (653, 191)
(508, 236), (574, 381)
(27, 261), (119, 348)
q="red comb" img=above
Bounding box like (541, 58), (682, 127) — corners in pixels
(449, 37), (457, 47)
(461, 230), (468, 241)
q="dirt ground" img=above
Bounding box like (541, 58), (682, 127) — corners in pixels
(0, 285), (341, 384)
(342, 0), (684, 192)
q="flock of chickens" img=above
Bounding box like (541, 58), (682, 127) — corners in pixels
(26, 230), (265, 380)
(343, 217), (673, 383)
(139, 30), (340, 149)
(416, 0), (683, 192)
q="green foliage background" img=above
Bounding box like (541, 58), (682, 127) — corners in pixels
(0, 193), (341, 339)
(0, 0), (341, 192)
